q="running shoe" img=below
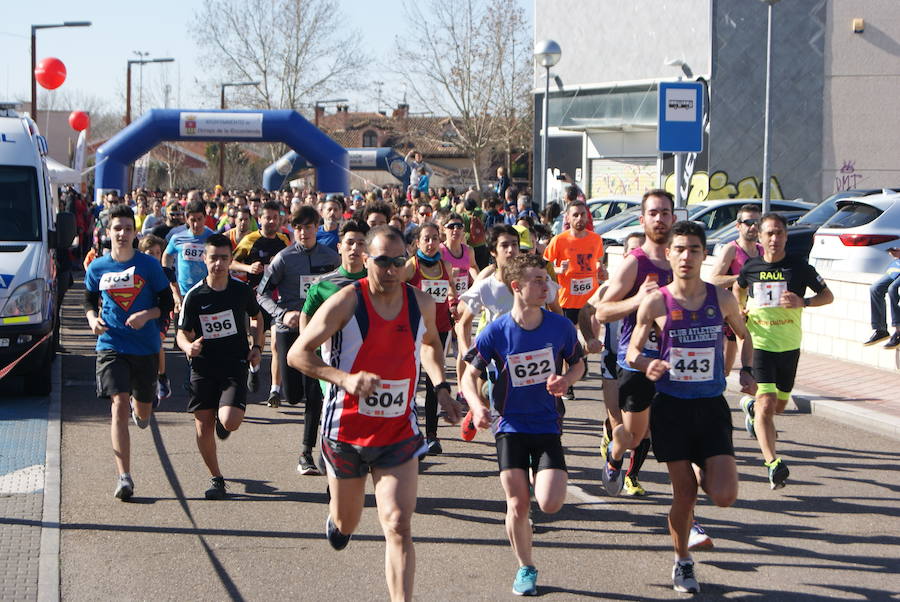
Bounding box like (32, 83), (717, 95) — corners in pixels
(297, 452), (321, 475)
(740, 396), (756, 437)
(688, 521), (714, 551)
(460, 409), (477, 441)
(114, 474), (134, 501)
(864, 329), (890, 345)
(131, 406), (149, 430)
(205, 476), (226, 500)
(767, 458), (790, 490)
(247, 369), (260, 393)
(561, 386), (575, 401)
(623, 476), (646, 497)
(325, 515), (352, 550)
(744, 414), (756, 439)
(215, 416), (230, 440)
(512, 565), (538, 596)
(672, 559), (700, 593)
(601, 443), (624, 496)
(157, 374), (172, 401)
(266, 390), (282, 408)
(426, 438), (443, 455)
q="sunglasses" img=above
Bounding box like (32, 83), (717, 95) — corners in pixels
(738, 218), (759, 226)
(371, 255), (407, 268)
(445, 222), (464, 229)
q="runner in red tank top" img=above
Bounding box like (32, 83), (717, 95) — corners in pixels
(289, 225), (462, 602)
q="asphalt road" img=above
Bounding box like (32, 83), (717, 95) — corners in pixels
(57, 287), (900, 601)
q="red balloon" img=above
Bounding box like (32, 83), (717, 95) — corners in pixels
(69, 111), (89, 132)
(35, 57), (67, 90)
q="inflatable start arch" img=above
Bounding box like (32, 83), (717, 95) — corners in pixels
(262, 148), (411, 191)
(95, 109), (348, 200)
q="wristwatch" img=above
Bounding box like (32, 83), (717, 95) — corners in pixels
(740, 366), (754, 377)
(434, 382), (452, 394)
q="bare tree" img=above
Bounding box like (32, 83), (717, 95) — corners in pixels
(191, 0), (367, 114)
(392, 0), (531, 189)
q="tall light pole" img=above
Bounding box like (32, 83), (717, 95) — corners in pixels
(30, 21), (92, 125)
(534, 40), (561, 209)
(125, 56), (174, 125)
(133, 51), (149, 116)
(760, 0), (780, 214)
(219, 81), (260, 188)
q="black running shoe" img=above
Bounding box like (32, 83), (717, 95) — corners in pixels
(205, 476), (226, 500)
(767, 458), (790, 490)
(297, 452), (321, 475)
(325, 515), (351, 550)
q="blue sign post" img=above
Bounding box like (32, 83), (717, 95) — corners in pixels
(658, 81), (705, 207)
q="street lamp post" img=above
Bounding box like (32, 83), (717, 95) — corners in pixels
(534, 40), (561, 209)
(30, 21), (92, 125)
(125, 57), (174, 125)
(219, 81), (260, 188)
(760, 0), (781, 214)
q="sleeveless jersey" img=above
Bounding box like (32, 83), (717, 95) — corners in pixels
(655, 283), (726, 398)
(408, 256), (452, 332)
(320, 279), (425, 446)
(728, 240), (764, 276)
(440, 242), (472, 298)
(617, 247), (673, 370)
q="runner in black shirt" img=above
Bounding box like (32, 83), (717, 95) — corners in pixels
(177, 234), (265, 500)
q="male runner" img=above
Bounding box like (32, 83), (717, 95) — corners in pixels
(627, 220), (754, 593)
(231, 201), (291, 401)
(163, 199), (215, 311)
(177, 234), (264, 499)
(316, 194), (344, 251)
(461, 253), (584, 597)
(293, 220), (369, 474)
(84, 204), (174, 500)
(736, 212), (833, 489)
(595, 189), (676, 497)
(543, 200), (606, 400)
(709, 204), (762, 374)
(288, 225), (462, 602)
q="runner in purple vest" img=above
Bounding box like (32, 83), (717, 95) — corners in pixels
(709, 204), (763, 375)
(627, 220), (755, 594)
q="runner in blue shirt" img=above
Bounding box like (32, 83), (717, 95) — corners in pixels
(84, 203), (173, 501)
(163, 199), (215, 305)
(461, 253), (584, 597)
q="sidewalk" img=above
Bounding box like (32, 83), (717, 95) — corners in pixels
(726, 350), (900, 441)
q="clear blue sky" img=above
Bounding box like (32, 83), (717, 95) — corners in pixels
(1, 0), (532, 116)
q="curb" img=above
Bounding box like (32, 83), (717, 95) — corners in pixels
(37, 359), (61, 602)
(725, 373), (900, 442)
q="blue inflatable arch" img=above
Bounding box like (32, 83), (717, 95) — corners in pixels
(262, 148), (410, 192)
(95, 109), (348, 201)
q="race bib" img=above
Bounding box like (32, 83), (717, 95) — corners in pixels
(199, 309), (238, 339)
(300, 274), (321, 297)
(645, 328), (659, 352)
(669, 347), (715, 382)
(753, 281), (787, 308)
(507, 347), (554, 387)
(359, 379), (410, 418)
(570, 276), (593, 296)
(453, 275), (469, 294)
(182, 243), (205, 262)
(99, 266), (135, 291)
(421, 279), (450, 303)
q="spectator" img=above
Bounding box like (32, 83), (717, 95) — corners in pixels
(405, 150), (433, 191)
(495, 166), (510, 199)
(866, 247), (900, 347)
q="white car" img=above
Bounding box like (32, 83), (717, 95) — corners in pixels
(809, 190), (900, 275)
(551, 196), (641, 235)
(602, 198), (814, 246)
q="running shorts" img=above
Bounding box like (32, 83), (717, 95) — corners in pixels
(600, 324), (618, 380)
(753, 348), (801, 396)
(650, 392), (734, 466)
(496, 432), (567, 473)
(95, 349), (158, 405)
(617, 367), (656, 413)
(321, 434), (427, 479)
(187, 359), (249, 412)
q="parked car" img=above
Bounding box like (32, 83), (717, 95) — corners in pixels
(809, 190), (900, 274)
(708, 210), (808, 255)
(602, 198), (814, 246)
(551, 196), (641, 234)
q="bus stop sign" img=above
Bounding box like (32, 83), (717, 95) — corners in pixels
(658, 81), (704, 153)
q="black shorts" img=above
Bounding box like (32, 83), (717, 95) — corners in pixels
(562, 307), (580, 325)
(496, 432), (567, 473)
(753, 348), (801, 394)
(649, 392), (734, 466)
(617, 367), (656, 413)
(322, 434), (427, 479)
(95, 349), (158, 405)
(187, 359), (249, 412)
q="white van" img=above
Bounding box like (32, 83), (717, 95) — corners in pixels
(0, 103), (75, 395)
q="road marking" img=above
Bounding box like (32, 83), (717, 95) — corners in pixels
(0, 464), (44, 494)
(567, 483), (607, 505)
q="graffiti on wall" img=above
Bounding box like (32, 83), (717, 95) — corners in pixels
(590, 162), (658, 197)
(664, 170), (784, 204)
(834, 160), (865, 192)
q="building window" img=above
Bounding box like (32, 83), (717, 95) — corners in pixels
(362, 130), (378, 147)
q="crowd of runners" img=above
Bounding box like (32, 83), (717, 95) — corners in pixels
(74, 173), (832, 599)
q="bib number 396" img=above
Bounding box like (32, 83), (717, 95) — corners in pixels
(507, 347), (554, 387)
(359, 379), (410, 418)
(199, 310), (237, 339)
(669, 347), (714, 382)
